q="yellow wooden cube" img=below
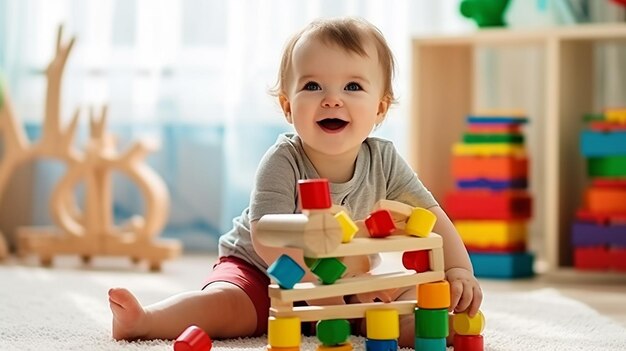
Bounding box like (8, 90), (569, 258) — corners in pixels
(334, 211), (358, 243)
(453, 310), (485, 336)
(453, 143), (526, 157)
(365, 309), (399, 340)
(417, 280), (450, 309)
(268, 316), (301, 347)
(455, 220), (526, 248)
(405, 207), (437, 238)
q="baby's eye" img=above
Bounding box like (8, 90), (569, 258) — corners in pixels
(303, 81), (321, 91)
(345, 82), (362, 91)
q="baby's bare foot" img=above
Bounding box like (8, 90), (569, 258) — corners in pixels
(109, 288), (149, 340)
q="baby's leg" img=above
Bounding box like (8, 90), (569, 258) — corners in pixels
(109, 282), (257, 341)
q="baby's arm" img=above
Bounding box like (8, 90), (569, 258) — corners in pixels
(428, 205), (483, 316)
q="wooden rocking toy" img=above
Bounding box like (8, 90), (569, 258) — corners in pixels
(0, 26), (181, 270)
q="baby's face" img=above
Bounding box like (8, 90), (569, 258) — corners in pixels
(281, 35), (388, 160)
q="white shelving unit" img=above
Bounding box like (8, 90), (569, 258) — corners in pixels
(409, 23), (626, 271)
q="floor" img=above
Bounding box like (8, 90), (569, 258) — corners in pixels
(478, 269), (626, 328)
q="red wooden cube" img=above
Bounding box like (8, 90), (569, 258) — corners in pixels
(365, 209), (396, 238)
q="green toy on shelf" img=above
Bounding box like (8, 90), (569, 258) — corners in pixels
(460, 0), (510, 27)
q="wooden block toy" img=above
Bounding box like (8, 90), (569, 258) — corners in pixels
(268, 316), (301, 348)
(609, 248), (626, 272)
(464, 243), (526, 253)
(575, 209), (626, 226)
(402, 250), (430, 272)
(405, 207), (437, 237)
(457, 178), (527, 191)
(467, 113), (528, 124)
(364, 209), (396, 238)
(173, 325), (212, 351)
(444, 191), (532, 220)
(365, 309), (399, 340)
(316, 342), (353, 351)
(605, 108), (626, 123)
(453, 311), (485, 335)
(372, 199), (413, 230)
(298, 179), (332, 210)
(364, 339), (397, 351)
(574, 246), (610, 271)
(592, 178), (626, 188)
(414, 337), (446, 351)
(311, 257), (347, 285)
(2, 27), (181, 271)
(455, 220), (527, 249)
(316, 319), (351, 346)
(417, 281), (450, 309)
(414, 308), (449, 338)
(468, 123), (523, 133)
(256, 213), (342, 257)
(266, 347), (299, 351)
(463, 133), (524, 144)
(586, 187), (626, 213)
(453, 142), (526, 157)
(334, 211), (358, 243)
(580, 130), (626, 157)
(267, 254), (305, 289)
(589, 121), (626, 132)
(571, 222), (610, 247)
(588, 156), (626, 177)
(452, 155), (528, 180)
(453, 334), (484, 351)
(469, 252), (534, 278)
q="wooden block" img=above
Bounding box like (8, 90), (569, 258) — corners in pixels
(453, 311), (485, 335)
(334, 211), (358, 243)
(609, 248), (626, 272)
(298, 179), (332, 210)
(455, 220), (527, 248)
(463, 133), (524, 144)
(457, 178), (527, 191)
(267, 316), (301, 348)
(269, 270), (444, 303)
(588, 156), (626, 177)
(402, 250), (430, 272)
(366, 309), (399, 340)
(270, 300), (417, 322)
(453, 334), (484, 351)
(417, 281), (450, 309)
(415, 308), (449, 338)
(467, 123), (523, 133)
(469, 252), (534, 278)
(575, 209), (626, 226)
(586, 187), (626, 213)
(256, 213), (342, 257)
(316, 319), (350, 346)
(267, 254), (305, 289)
(429, 247), (445, 272)
(453, 143), (526, 157)
(444, 191), (532, 220)
(173, 325), (212, 351)
(405, 207), (437, 237)
(580, 130), (626, 157)
(364, 339), (398, 351)
(311, 258), (347, 285)
(452, 156), (528, 180)
(574, 246), (610, 271)
(414, 337), (446, 351)
(605, 108), (626, 124)
(372, 199), (413, 230)
(365, 209), (396, 238)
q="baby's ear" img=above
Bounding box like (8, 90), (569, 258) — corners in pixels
(279, 94), (292, 123)
(376, 96), (391, 123)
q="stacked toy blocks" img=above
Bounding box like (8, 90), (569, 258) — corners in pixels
(444, 111), (534, 278)
(257, 179), (483, 350)
(573, 109), (626, 272)
(452, 311), (486, 351)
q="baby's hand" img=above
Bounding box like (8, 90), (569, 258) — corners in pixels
(446, 267), (483, 316)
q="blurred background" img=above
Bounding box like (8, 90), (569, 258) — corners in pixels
(0, 0), (624, 253)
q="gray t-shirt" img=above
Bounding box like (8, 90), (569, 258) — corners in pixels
(218, 133), (438, 272)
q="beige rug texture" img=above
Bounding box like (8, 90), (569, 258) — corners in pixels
(1, 255), (625, 351)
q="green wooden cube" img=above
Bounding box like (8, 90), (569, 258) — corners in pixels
(311, 257), (346, 285)
(316, 319), (350, 346)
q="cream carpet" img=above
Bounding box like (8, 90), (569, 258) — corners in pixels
(1, 255), (625, 351)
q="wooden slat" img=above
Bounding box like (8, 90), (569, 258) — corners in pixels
(270, 300), (418, 322)
(305, 233), (443, 259)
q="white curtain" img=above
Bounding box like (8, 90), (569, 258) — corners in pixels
(0, 0), (469, 251)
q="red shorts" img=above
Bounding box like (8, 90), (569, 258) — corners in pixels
(202, 256), (270, 336)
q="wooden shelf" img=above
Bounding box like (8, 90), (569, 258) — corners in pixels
(410, 23), (626, 271)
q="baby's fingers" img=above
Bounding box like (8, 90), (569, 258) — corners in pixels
(448, 280), (464, 312)
(454, 281), (474, 313)
(467, 285), (483, 317)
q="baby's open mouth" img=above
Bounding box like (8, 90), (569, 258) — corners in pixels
(317, 118), (348, 131)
